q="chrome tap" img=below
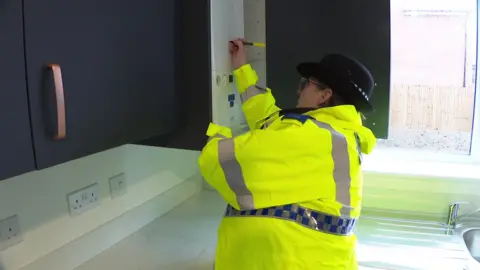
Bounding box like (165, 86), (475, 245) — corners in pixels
(447, 202), (480, 228)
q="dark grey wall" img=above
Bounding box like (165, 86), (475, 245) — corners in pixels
(265, 0), (391, 138)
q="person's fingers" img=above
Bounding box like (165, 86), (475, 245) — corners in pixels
(231, 39), (244, 49)
(229, 41), (239, 54)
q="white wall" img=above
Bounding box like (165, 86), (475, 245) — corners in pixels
(210, 0), (248, 135)
(243, 0), (267, 88)
(0, 145), (202, 270)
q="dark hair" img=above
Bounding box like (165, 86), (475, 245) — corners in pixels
(314, 80), (346, 107)
(316, 80), (366, 120)
(325, 92), (346, 107)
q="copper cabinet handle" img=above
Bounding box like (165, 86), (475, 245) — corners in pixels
(48, 64), (66, 140)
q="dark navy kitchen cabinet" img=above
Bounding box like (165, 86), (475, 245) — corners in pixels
(1, 0), (207, 181)
(0, 0), (36, 180)
(23, 0), (177, 169)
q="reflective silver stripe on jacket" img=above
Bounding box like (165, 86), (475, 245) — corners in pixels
(218, 139), (255, 210)
(240, 85), (267, 102)
(311, 120), (355, 217)
(217, 118), (362, 214)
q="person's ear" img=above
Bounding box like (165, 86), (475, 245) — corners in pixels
(317, 88), (333, 105)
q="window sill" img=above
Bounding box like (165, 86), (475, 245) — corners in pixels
(363, 147), (480, 181)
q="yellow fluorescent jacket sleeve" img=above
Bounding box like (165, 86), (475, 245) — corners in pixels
(233, 64), (280, 130)
(198, 120), (338, 210)
(205, 123), (232, 139)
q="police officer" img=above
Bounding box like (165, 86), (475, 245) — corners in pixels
(198, 38), (377, 270)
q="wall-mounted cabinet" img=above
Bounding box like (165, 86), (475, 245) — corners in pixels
(0, 0), (36, 181)
(136, 0), (212, 151)
(0, 0), (212, 181)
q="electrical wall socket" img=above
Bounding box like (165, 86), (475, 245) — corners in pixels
(109, 173), (127, 198)
(0, 215), (23, 251)
(67, 183), (100, 216)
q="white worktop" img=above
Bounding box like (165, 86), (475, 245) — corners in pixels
(76, 191), (470, 270)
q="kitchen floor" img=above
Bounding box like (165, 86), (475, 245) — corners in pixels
(76, 191), (469, 270)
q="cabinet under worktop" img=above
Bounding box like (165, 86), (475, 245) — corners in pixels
(75, 191), (469, 270)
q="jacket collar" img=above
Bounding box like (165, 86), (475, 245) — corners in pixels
(302, 105), (376, 154)
(307, 105), (363, 126)
(280, 105), (362, 126)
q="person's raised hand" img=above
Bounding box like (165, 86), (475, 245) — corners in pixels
(229, 38), (247, 70)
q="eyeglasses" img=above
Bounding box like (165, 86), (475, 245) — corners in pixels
(299, 78), (329, 90)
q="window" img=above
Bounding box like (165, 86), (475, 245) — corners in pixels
(376, 0), (479, 159)
(263, 0), (479, 163)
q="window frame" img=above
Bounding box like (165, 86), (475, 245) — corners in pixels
(470, 1), (480, 161)
(470, 67), (480, 161)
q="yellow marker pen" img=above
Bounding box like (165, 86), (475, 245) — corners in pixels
(243, 41), (266, 48)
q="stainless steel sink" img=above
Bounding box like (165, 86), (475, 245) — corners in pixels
(462, 228), (480, 269)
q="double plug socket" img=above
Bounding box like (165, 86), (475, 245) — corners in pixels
(67, 183), (100, 216)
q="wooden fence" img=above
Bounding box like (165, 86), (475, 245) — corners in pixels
(389, 84), (475, 132)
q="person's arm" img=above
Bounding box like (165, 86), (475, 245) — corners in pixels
(233, 64), (280, 130)
(198, 120), (343, 210)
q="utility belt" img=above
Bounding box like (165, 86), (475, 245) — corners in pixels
(224, 204), (358, 236)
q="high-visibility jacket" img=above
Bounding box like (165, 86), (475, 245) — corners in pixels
(198, 64), (376, 270)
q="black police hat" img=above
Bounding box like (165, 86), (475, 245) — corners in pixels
(296, 53), (375, 113)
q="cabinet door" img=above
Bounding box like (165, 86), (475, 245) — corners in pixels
(137, 0), (212, 150)
(23, 0), (177, 169)
(0, 0), (36, 181)
(265, 0), (391, 138)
